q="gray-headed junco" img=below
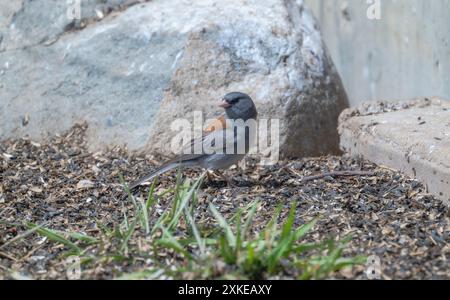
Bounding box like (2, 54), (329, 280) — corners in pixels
(129, 92), (258, 189)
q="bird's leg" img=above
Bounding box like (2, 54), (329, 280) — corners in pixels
(205, 170), (235, 187)
(215, 170), (235, 187)
(205, 170), (215, 183)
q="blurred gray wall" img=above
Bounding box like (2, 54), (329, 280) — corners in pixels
(305, 0), (450, 106)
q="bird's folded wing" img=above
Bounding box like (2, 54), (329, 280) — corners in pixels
(167, 116), (240, 164)
(180, 127), (237, 157)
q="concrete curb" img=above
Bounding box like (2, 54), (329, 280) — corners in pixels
(339, 97), (450, 205)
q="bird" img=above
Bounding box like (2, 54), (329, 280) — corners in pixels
(128, 92), (258, 190)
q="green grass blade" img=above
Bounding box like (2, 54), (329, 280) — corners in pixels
(146, 178), (159, 210)
(56, 231), (99, 244)
(167, 172), (206, 230)
(157, 226), (191, 259)
(280, 201), (297, 239)
(137, 196), (150, 235)
(334, 256), (367, 270)
(119, 217), (138, 253)
(184, 206), (206, 257)
(207, 201), (256, 238)
(294, 218), (317, 240)
(291, 242), (321, 254)
(263, 204), (282, 246)
(119, 173), (138, 211)
(235, 209), (242, 259)
(0, 222), (49, 250)
(26, 222), (81, 254)
(218, 235), (236, 264)
(241, 201), (259, 240)
(209, 203), (236, 248)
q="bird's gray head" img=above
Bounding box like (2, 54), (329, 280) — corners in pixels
(218, 92), (257, 121)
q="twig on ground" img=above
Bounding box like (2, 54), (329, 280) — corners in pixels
(0, 251), (18, 262)
(300, 171), (376, 183)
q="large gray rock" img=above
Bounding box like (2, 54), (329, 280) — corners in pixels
(0, 0), (348, 157)
(0, 0), (134, 51)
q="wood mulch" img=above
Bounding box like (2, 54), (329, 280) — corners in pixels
(0, 123), (448, 279)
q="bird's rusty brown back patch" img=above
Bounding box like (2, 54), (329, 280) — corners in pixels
(203, 115), (227, 135)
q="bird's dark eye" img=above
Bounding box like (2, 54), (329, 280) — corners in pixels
(229, 97), (239, 104)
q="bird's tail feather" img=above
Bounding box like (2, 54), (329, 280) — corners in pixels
(128, 162), (179, 190)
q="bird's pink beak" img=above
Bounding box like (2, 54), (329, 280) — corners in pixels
(218, 100), (231, 108)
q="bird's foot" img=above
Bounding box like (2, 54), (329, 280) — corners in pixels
(215, 170), (236, 187)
